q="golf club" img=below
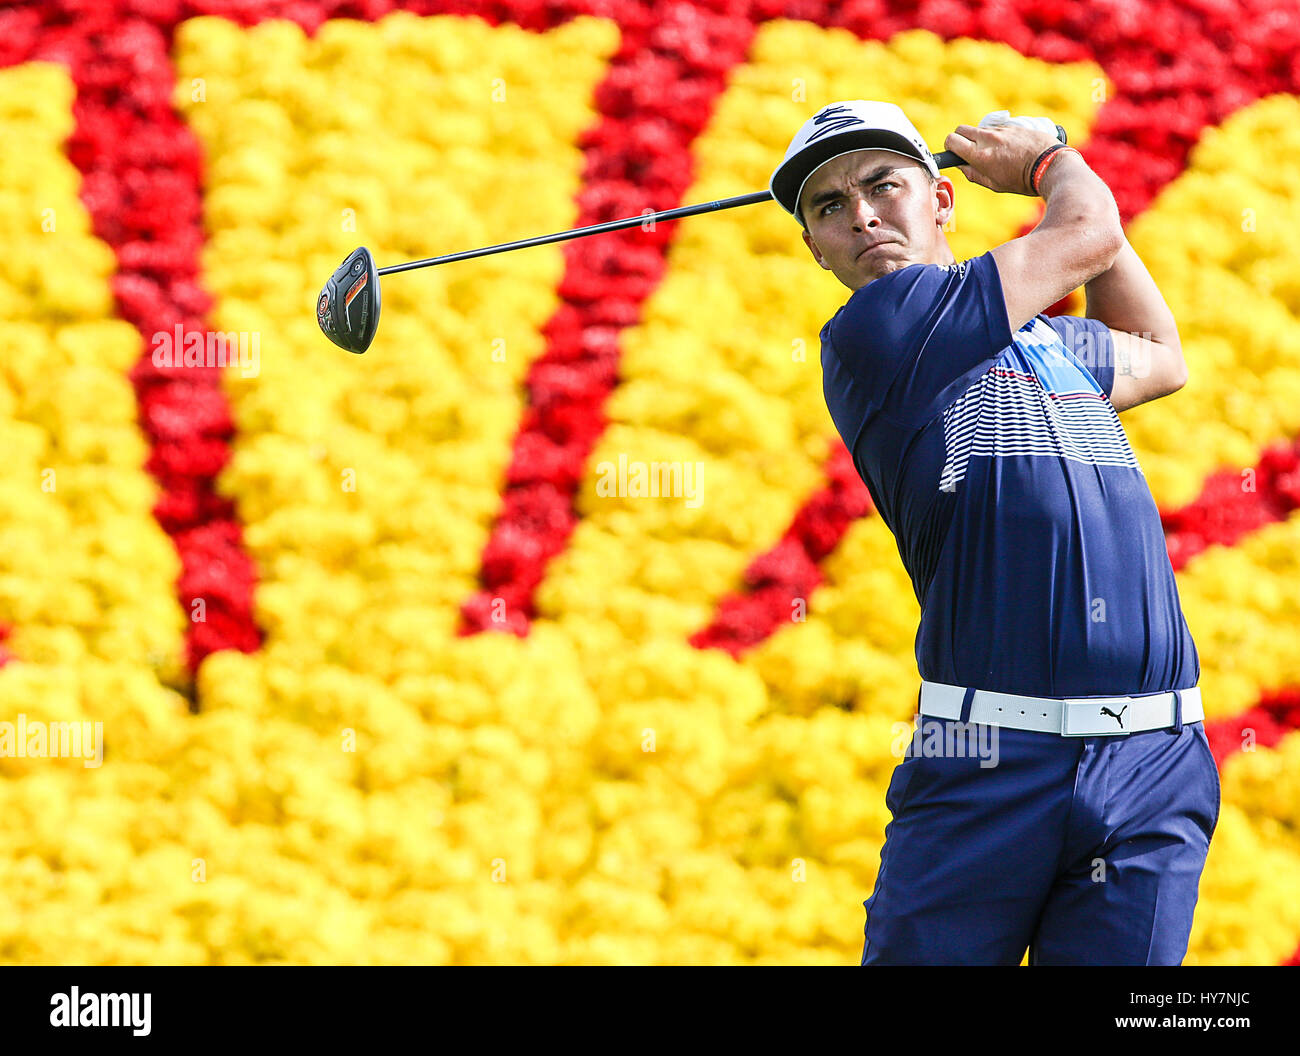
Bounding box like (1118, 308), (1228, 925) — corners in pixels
(316, 126), (1067, 354)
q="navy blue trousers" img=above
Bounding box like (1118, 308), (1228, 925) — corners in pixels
(861, 717), (1221, 965)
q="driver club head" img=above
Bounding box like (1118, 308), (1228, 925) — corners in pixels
(318, 246), (381, 353)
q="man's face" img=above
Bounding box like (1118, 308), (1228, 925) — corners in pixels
(799, 149), (955, 290)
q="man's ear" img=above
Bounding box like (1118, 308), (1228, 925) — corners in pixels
(934, 177), (955, 229)
(802, 228), (830, 271)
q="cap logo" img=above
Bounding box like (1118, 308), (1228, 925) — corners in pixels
(806, 104), (866, 143)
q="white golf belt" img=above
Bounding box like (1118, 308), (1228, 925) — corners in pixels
(918, 681), (1203, 736)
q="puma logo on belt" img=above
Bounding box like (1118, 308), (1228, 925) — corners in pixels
(1099, 705), (1128, 729)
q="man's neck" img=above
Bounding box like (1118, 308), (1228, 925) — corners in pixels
(934, 240), (958, 267)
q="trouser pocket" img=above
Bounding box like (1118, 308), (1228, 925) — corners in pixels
(1190, 721), (1222, 835)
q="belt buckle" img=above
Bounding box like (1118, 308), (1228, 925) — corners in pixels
(1062, 695), (1134, 736)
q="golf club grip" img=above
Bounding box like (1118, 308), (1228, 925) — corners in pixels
(934, 123), (1068, 170)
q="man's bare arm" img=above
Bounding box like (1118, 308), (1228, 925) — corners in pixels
(944, 124), (1124, 332)
(1084, 237), (1189, 411)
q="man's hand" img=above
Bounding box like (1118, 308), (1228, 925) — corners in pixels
(944, 123), (1064, 196)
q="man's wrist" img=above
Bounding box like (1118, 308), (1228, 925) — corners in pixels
(1034, 146), (1087, 198)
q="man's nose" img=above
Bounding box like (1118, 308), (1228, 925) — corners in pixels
(851, 195), (880, 230)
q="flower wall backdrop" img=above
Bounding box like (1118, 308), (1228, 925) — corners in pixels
(0, 0), (1298, 965)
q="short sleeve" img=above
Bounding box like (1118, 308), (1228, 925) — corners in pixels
(1042, 314), (1116, 397)
(825, 251), (1015, 428)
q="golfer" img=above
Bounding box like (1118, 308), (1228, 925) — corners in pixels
(770, 101), (1218, 965)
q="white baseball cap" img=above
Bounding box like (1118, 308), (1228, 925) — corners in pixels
(771, 100), (940, 225)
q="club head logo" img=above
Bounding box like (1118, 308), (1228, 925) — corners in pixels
(344, 271), (368, 310)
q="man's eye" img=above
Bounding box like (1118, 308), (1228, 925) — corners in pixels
(874, 181), (898, 193)
(821, 201), (841, 216)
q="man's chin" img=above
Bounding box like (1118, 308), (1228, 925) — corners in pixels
(846, 258), (904, 290)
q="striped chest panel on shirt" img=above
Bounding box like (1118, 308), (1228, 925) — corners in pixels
(937, 317), (1141, 494)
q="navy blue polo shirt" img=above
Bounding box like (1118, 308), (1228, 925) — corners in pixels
(820, 251), (1199, 697)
